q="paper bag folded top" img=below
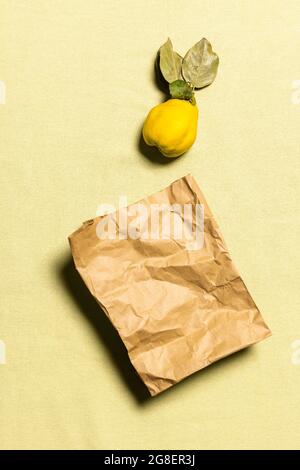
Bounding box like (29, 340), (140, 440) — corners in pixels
(69, 174), (271, 396)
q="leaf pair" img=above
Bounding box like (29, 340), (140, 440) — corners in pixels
(159, 38), (219, 89)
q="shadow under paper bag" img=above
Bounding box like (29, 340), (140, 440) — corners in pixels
(68, 174), (271, 396)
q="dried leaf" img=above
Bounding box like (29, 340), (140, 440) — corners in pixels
(182, 38), (219, 88)
(159, 38), (183, 84)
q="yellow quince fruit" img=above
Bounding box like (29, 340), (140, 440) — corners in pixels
(142, 98), (198, 158)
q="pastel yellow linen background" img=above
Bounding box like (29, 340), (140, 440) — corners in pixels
(0, 0), (300, 450)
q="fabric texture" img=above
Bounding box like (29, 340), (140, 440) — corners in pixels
(1, 0), (300, 450)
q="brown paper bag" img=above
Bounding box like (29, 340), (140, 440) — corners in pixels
(69, 174), (271, 396)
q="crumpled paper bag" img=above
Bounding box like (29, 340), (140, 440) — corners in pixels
(69, 174), (271, 396)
